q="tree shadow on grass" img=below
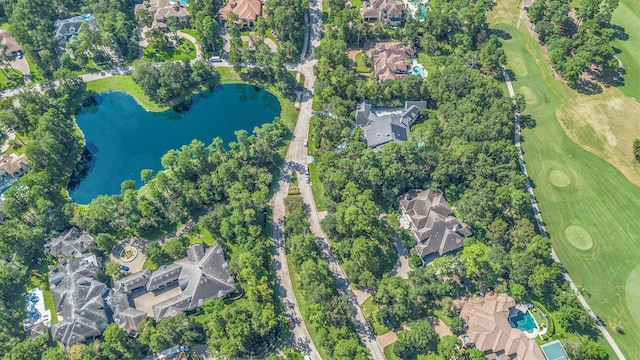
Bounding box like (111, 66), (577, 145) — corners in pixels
(490, 28), (513, 41)
(497, 68), (517, 83)
(571, 78), (603, 96)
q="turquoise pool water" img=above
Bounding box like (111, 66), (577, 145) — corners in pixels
(412, 66), (422, 75)
(540, 340), (570, 360)
(509, 310), (537, 332)
(69, 84), (280, 204)
(419, 4), (427, 19)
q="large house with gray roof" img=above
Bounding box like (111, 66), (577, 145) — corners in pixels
(54, 14), (97, 44)
(48, 254), (108, 347)
(400, 189), (472, 261)
(45, 227), (95, 259)
(108, 243), (235, 334)
(356, 101), (426, 149)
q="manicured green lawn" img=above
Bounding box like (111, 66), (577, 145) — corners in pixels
(490, 2), (640, 356)
(383, 344), (400, 360)
(86, 75), (169, 112)
(308, 162), (328, 212)
(0, 68), (23, 89)
(354, 52), (372, 73)
(143, 39), (196, 62)
(361, 296), (392, 335)
(184, 226), (217, 246)
(180, 28), (202, 43)
(349, 0), (364, 8)
(611, 0), (640, 101)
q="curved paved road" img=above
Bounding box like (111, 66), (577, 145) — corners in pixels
(502, 67), (626, 360)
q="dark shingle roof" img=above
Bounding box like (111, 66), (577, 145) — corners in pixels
(400, 189), (472, 257)
(49, 255), (108, 347)
(46, 228), (95, 259)
(146, 264), (182, 292)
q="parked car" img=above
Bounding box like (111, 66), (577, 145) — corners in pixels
(16, 50), (23, 59)
(304, 355), (311, 360)
(286, 315), (295, 328)
(305, 175), (310, 184)
(304, 165), (309, 175)
(119, 265), (130, 272)
(303, 139), (308, 147)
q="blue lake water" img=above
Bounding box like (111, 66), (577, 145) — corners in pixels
(70, 84), (281, 204)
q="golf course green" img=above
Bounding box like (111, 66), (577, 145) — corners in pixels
(489, 0), (640, 357)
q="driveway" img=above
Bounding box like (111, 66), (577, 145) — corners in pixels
(6, 57), (29, 76)
(177, 30), (203, 59)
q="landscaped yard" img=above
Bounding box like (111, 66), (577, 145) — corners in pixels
(86, 75), (169, 112)
(144, 39), (196, 62)
(308, 162), (328, 212)
(489, 0), (640, 356)
(0, 68), (24, 89)
(354, 52), (371, 73)
(361, 296), (392, 335)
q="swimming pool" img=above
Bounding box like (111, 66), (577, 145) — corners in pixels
(419, 4), (427, 20)
(509, 310), (537, 332)
(540, 340), (570, 360)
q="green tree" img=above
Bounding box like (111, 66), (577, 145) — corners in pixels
(633, 139), (640, 161)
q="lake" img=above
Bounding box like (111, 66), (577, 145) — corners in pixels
(69, 84), (281, 204)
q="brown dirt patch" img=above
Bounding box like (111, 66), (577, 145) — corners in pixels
(376, 331), (398, 348)
(556, 90), (640, 187)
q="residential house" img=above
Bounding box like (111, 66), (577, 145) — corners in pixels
(107, 243), (235, 334)
(362, 0), (406, 26)
(355, 101), (426, 149)
(219, 0), (264, 30)
(48, 254), (108, 347)
(399, 189), (472, 260)
(45, 227), (95, 259)
(0, 152), (29, 182)
(367, 42), (415, 81)
(0, 31), (21, 56)
(455, 293), (545, 360)
(54, 14), (98, 44)
(135, 0), (191, 32)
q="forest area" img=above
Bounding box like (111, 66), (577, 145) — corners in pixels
(528, 0), (620, 84)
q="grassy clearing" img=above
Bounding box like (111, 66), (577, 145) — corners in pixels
(611, 0), (640, 101)
(308, 162), (328, 212)
(361, 296), (392, 335)
(86, 75), (169, 112)
(184, 226), (217, 246)
(0, 68), (23, 89)
(354, 52), (372, 73)
(180, 28), (202, 43)
(489, 1), (640, 356)
(383, 344), (400, 360)
(143, 39), (196, 62)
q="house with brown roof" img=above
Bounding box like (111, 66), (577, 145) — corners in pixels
(456, 293), (545, 360)
(0, 152), (29, 182)
(219, 0), (264, 30)
(135, 0), (191, 32)
(0, 31), (21, 56)
(368, 42), (415, 82)
(399, 189), (472, 261)
(362, 0), (406, 26)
